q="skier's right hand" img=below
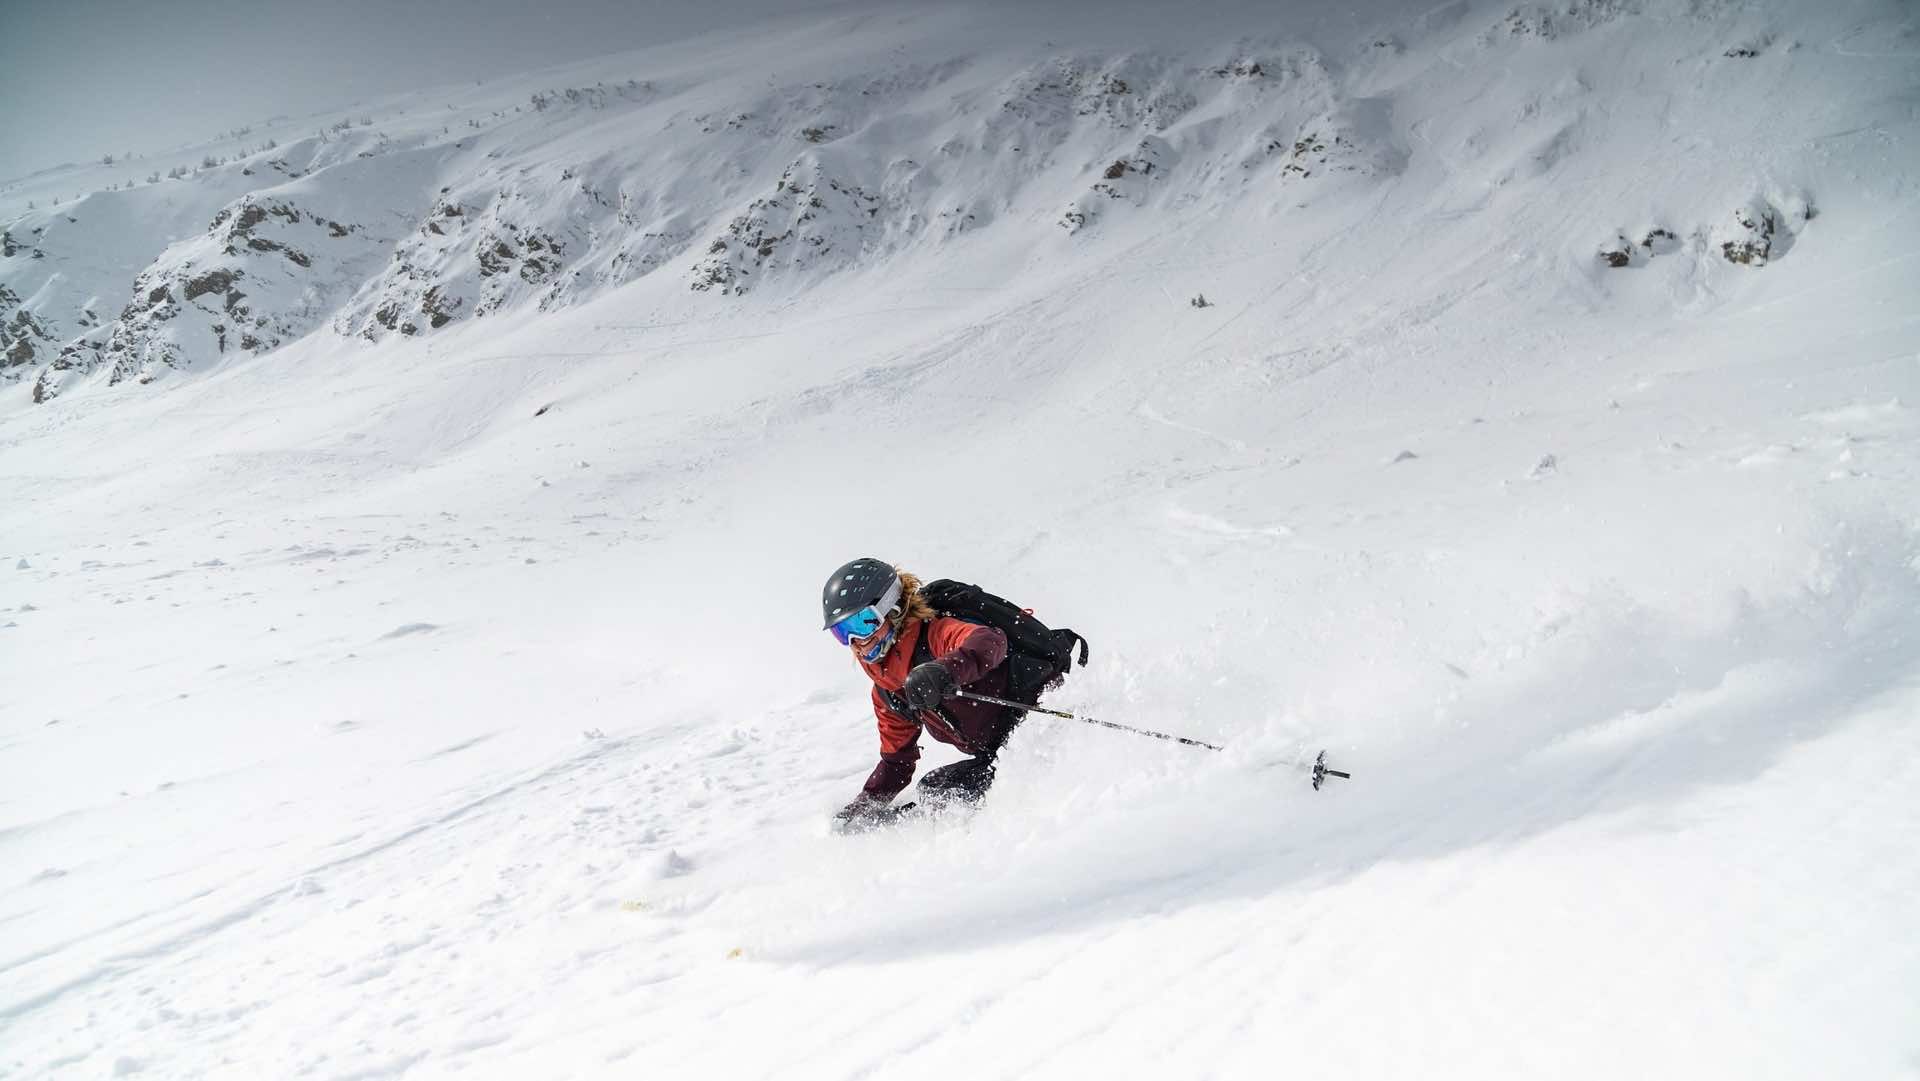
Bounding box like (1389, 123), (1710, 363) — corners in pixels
(902, 661), (957, 713)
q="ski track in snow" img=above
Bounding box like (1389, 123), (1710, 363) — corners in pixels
(5, 0), (1920, 1077)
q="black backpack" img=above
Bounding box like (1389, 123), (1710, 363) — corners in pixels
(917, 579), (1089, 703)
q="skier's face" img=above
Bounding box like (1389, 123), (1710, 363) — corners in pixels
(851, 616), (897, 663)
(829, 602), (889, 646)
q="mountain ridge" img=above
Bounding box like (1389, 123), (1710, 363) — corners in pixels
(2, 0), (1845, 407)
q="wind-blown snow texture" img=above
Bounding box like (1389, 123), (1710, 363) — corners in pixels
(4, 1), (1920, 1078)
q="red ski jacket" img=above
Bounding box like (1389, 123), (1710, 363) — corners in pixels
(857, 616), (1012, 801)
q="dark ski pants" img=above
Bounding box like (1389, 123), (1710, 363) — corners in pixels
(916, 707), (1027, 805)
(917, 756), (997, 803)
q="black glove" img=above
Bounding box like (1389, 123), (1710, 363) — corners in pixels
(835, 796), (881, 824)
(833, 796), (914, 833)
(902, 661), (958, 713)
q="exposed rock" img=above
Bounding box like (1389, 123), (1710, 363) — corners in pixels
(422, 286), (460, 328)
(1641, 227), (1680, 254)
(1720, 205), (1777, 265)
(343, 185), (587, 337)
(24, 191), (386, 398)
(1212, 60), (1267, 79)
(0, 285), (57, 371)
(0, 44), (1437, 399)
(690, 157), (884, 295)
(184, 269), (240, 303)
(1062, 136), (1174, 233)
(529, 80), (653, 113)
(1598, 226), (1680, 268)
(1716, 196), (1811, 268)
(994, 55), (1196, 136)
(1490, 0), (1626, 43)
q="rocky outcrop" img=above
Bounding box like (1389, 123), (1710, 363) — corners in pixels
(690, 157), (888, 295)
(1488, 0), (1634, 44)
(1060, 136), (1173, 233)
(28, 193), (382, 399)
(1715, 196), (1813, 267)
(1592, 193), (1814, 272)
(1598, 227), (1681, 268)
(340, 181), (596, 340)
(7, 43), (1418, 398)
(1, 285), (56, 374)
(0, 28), (1695, 404)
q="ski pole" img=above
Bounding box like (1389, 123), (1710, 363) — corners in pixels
(953, 690), (1353, 789)
(955, 689), (1224, 750)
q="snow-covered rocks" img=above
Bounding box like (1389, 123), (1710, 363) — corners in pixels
(27, 191), (384, 399)
(690, 155), (886, 295)
(1715, 194), (1814, 267)
(1593, 192), (1813, 272)
(2, 35), (1431, 396)
(1488, 0), (1631, 44)
(1598, 226), (1681, 268)
(1060, 136), (1174, 233)
(0, 284), (56, 372)
(335, 140), (696, 341)
(341, 189), (564, 338)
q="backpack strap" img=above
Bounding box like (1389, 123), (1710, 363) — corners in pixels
(1053, 628), (1090, 669)
(876, 620), (937, 721)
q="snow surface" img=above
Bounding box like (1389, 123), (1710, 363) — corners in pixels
(4, 1), (1920, 1078)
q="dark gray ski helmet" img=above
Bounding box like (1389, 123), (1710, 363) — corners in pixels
(822, 558), (900, 629)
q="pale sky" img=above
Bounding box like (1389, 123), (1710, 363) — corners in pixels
(0, 0), (862, 181)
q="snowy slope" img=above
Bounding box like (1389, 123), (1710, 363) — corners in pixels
(4, 1), (1920, 1078)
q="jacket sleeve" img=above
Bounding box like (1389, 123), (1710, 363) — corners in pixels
(861, 686), (921, 802)
(928, 618), (1008, 686)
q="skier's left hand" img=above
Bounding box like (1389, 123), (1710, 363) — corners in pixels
(835, 796), (883, 826)
(902, 661), (957, 713)
(833, 796), (912, 833)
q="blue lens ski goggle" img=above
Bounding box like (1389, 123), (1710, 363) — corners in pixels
(830, 606), (888, 645)
(828, 577), (903, 646)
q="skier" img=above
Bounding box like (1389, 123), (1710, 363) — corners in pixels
(823, 558), (1063, 830)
